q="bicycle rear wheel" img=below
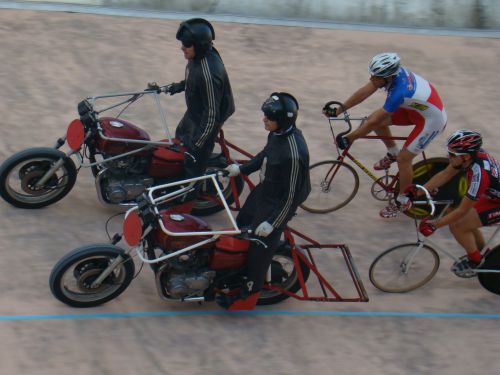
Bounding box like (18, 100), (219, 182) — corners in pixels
(300, 160), (359, 214)
(478, 245), (500, 295)
(369, 243), (440, 293)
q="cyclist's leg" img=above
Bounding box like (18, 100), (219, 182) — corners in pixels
(449, 208), (483, 257)
(371, 108), (410, 150)
(458, 198), (500, 254)
(403, 109), (446, 192)
(371, 111), (407, 171)
(396, 148), (418, 195)
(346, 108), (391, 143)
(473, 229), (486, 251)
(379, 152), (415, 218)
(380, 111), (441, 218)
(373, 121), (396, 149)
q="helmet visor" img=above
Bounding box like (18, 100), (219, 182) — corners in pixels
(448, 150), (468, 157)
(261, 96), (282, 121)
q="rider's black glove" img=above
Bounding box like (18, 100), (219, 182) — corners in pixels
(336, 134), (350, 150)
(322, 105), (337, 118)
(146, 82), (161, 93)
(167, 81), (185, 96)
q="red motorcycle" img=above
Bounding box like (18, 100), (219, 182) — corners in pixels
(49, 174), (369, 309)
(0, 85), (243, 216)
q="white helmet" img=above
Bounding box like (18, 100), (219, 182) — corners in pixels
(368, 52), (401, 78)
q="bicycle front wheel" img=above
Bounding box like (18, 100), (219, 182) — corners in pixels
(300, 160), (359, 214)
(369, 243), (440, 293)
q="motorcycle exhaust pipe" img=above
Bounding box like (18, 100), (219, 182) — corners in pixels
(182, 297), (206, 302)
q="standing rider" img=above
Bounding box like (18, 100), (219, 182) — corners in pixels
(325, 52), (447, 218)
(167, 18), (235, 203)
(220, 92), (311, 310)
(418, 129), (500, 273)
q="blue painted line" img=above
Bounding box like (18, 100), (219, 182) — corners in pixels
(1, 310), (500, 321)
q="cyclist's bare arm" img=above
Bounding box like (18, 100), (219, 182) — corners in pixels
(336, 81), (378, 116)
(423, 163), (460, 192)
(434, 195), (475, 229)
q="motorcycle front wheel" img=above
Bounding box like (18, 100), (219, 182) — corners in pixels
(0, 147), (77, 209)
(49, 244), (135, 308)
(257, 243), (311, 305)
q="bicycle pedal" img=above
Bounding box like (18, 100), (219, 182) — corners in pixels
(450, 266), (477, 279)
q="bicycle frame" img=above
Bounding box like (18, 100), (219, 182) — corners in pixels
(327, 116), (430, 194)
(398, 196), (500, 275)
(411, 226), (500, 275)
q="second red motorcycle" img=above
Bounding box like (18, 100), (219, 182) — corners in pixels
(0, 85), (243, 216)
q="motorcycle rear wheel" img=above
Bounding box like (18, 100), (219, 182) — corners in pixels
(192, 169), (244, 217)
(49, 244), (135, 308)
(0, 147), (77, 209)
(257, 244), (311, 305)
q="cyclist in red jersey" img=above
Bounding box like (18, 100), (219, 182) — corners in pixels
(325, 53), (447, 218)
(418, 129), (500, 272)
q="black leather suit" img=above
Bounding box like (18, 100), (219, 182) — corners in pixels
(237, 126), (311, 293)
(175, 46), (234, 178)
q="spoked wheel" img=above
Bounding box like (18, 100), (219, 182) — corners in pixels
(257, 244), (311, 305)
(0, 147), (77, 208)
(371, 174), (398, 201)
(478, 245), (500, 295)
(49, 244), (135, 307)
(369, 243), (440, 293)
(300, 160), (359, 214)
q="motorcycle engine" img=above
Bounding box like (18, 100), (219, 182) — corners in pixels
(159, 252), (216, 299)
(100, 155), (153, 203)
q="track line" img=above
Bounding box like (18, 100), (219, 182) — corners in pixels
(1, 310), (500, 321)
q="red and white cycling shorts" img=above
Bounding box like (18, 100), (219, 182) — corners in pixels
(474, 196), (500, 226)
(391, 107), (447, 155)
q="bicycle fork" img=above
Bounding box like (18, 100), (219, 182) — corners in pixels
(401, 241), (425, 274)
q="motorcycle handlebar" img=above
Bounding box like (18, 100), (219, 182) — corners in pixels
(217, 169), (230, 177)
(145, 82), (171, 94)
(234, 227), (268, 248)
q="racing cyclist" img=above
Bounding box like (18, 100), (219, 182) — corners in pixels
(418, 130), (500, 272)
(325, 52), (447, 218)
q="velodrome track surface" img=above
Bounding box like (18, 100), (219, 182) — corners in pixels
(0, 8), (499, 375)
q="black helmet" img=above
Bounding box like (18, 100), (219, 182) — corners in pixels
(447, 129), (482, 155)
(261, 92), (299, 130)
(176, 18), (215, 58)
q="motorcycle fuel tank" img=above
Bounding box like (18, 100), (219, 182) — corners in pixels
(96, 117), (151, 155)
(148, 140), (185, 178)
(210, 236), (249, 270)
(153, 212), (212, 251)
